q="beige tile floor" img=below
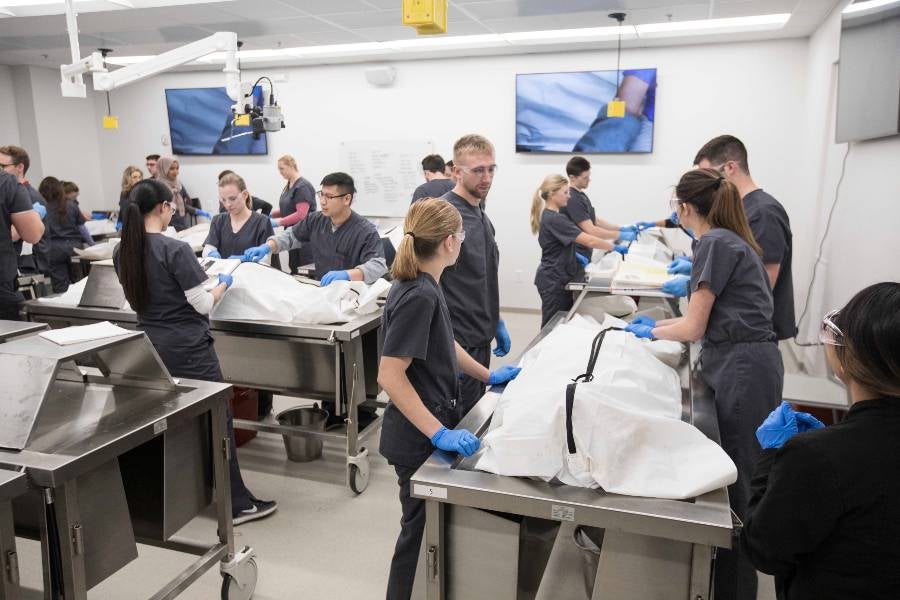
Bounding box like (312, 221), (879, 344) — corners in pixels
(15, 309), (775, 600)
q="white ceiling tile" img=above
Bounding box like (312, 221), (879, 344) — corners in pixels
(288, 29), (369, 45)
(215, 0), (307, 20)
(322, 9), (401, 29)
(292, 0), (374, 16)
(353, 19), (492, 41)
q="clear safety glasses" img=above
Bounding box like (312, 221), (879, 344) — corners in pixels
(453, 229), (466, 243)
(819, 309), (844, 346)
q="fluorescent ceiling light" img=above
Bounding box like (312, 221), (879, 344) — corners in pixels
(843, 0), (900, 13)
(504, 25), (636, 44)
(636, 13), (791, 37)
(387, 33), (505, 50)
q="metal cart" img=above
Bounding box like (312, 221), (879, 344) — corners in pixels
(0, 469), (27, 600)
(23, 262), (384, 494)
(0, 331), (256, 600)
(410, 312), (735, 600)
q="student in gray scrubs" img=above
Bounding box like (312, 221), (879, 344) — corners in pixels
(410, 154), (455, 204)
(203, 173), (274, 260)
(531, 174), (629, 327)
(114, 179), (277, 526)
(273, 155), (317, 272)
(39, 176), (86, 293)
(378, 198), (521, 600)
(439, 134), (512, 415)
(623, 168), (783, 600)
(242, 172), (387, 285)
(0, 171), (44, 320)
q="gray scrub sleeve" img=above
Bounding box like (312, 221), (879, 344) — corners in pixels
(382, 291), (435, 359)
(751, 210), (787, 266)
(269, 218), (309, 252)
(355, 229), (388, 283)
(690, 235), (738, 296)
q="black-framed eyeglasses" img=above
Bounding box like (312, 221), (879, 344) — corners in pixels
(316, 190), (351, 200)
(458, 165), (498, 178)
(0, 162), (17, 169)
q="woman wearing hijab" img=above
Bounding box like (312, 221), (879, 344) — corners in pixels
(154, 156), (211, 231)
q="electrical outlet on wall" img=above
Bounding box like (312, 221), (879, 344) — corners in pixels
(161, 134), (170, 147)
(515, 269), (523, 283)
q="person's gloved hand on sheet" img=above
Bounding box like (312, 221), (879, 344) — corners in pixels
(320, 270), (350, 286)
(662, 275), (690, 297)
(575, 253), (590, 268)
(668, 257), (693, 275)
(613, 244), (629, 257)
(33, 203), (47, 219)
(493, 319), (511, 357)
(624, 323), (656, 340)
(630, 315), (656, 328)
(756, 401), (825, 449)
(619, 229), (637, 242)
(635, 220), (657, 231)
(207, 250), (222, 259)
(217, 273), (234, 289)
(431, 426), (480, 457)
(242, 244), (271, 263)
(488, 365), (521, 386)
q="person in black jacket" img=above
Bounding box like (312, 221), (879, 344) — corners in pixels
(741, 282), (900, 600)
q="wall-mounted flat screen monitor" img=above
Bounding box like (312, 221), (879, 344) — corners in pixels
(165, 86), (268, 155)
(516, 68), (657, 153)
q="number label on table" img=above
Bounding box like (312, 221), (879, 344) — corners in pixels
(153, 419), (168, 435)
(551, 504), (575, 522)
(413, 484), (447, 499)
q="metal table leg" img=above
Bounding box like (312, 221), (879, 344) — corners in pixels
(0, 500), (19, 600)
(424, 500), (445, 600)
(50, 482), (87, 600)
(689, 543), (714, 600)
(344, 337), (371, 494)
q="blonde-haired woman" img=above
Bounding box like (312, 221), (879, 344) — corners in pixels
(202, 173), (274, 263)
(378, 198), (521, 600)
(531, 174), (629, 326)
(118, 165), (143, 218)
(273, 155), (316, 272)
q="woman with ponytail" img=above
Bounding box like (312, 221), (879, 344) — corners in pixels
(39, 176), (85, 293)
(114, 179), (276, 526)
(378, 198), (521, 600)
(530, 174), (629, 327)
(623, 167), (782, 600)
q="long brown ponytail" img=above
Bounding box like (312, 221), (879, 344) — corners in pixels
(391, 198), (462, 281)
(675, 168), (762, 255)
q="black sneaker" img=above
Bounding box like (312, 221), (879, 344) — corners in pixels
(233, 499), (278, 526)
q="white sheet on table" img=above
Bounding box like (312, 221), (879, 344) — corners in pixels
(73, 239), (120, 261)
(211, 262), (390, 325)
(39, 321), (131, 345)
(475, 315), (735, 499)
(37, 277), (88, 306)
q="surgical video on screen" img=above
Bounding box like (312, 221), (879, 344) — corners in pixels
(165, 86), (268, 156)
(515, 68), (657, 154)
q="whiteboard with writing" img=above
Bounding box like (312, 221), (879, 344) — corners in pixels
(339, 140), (433, 218)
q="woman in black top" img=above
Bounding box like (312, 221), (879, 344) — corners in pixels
(114, 179), (277, 526)
(154, 156), (210, 231)
(741, 282), (900, 600)
(378, 198), (521, 600)
(529, 174), (629, 327)
(39, 176), (85, 293)
(203, 173), (274, 260)
(118, 165), (142, 219)
(273, 154), (316, 271)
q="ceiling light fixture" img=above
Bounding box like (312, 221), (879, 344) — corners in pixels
(635, 13), (791, 38)
(842, 0), (900, 13)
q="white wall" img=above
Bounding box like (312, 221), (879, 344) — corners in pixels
(0, 66), (21, 146)
(90, 38), (811, 310)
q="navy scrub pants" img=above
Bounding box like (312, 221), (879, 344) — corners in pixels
(537, 286), (573, 328)
(386, 462), (425, 600)
(458, 344), (490, 417)
(701, 341), (783, 600)
(152, 337), (255, 513)
(47, 240), (79, 294)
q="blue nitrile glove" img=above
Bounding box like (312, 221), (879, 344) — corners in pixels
(636, 220), (657, 231)
(630, 315), (656, 328)
(667, 256), (693, 275)
(613, 244), (629, 256)
(217, 273), (234, 289)
(320, 270), (350, 286)
(488, 365), (522, 386)
(795, 412), (826, 433)
(228, 255), (244, 260)
(91, 211), (106, 220)
(431, 426), (480, 457)
(620, 224), (638, 233)
(669, 211), (679, 225)
(624, 323), (655, 340)
(32, 203), (47, 218)
(270, 217), (279, 228)
(242, 244), (271, 263)
(575, 253), (589, 267)
(197, 209), (211, 219)
(208, 250), (222, 259)
(115, 221), (123, 231)
(619, 229), (637, 242)
(493, 319), (511, 357)
(756, 401), (799, 449)
(662, 275), (690, 298)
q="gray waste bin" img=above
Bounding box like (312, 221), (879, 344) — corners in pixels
(277, 406), (328, 462)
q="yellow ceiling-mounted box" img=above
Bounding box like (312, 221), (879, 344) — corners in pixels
(402, 0), (447, 35)
(102, 115), (119, 130)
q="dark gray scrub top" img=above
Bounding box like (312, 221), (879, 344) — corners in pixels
(743, 189), (796, 340)
(44, 201), (85, 244)
(379, 272), (460, 467)
(204, 211), (273, 258)
(560, 187), (597, 257)
(690, 228), (776, 346)
(114, 234), (209, 347)
(279, 176), (316, 218)
(1, 172), (32, 282)
(411, 178), (455, 204)
(439, 191), (500, 348)
(291, 210), (383, 280)
(535, 208), (582, 291)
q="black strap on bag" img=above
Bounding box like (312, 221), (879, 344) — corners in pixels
(565, 328), (622, 454)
